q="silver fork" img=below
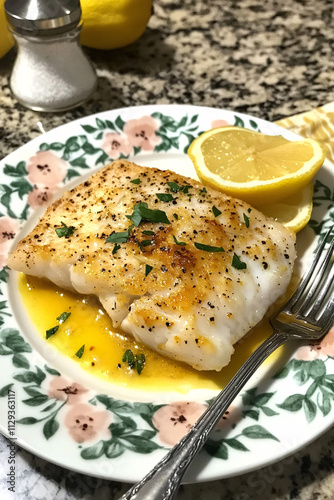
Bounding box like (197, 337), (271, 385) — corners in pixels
(120, 225), (334, 500)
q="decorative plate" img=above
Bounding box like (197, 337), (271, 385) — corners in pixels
(0, 105), (333, 484)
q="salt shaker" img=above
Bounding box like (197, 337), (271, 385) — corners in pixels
(5, 0), (97, 112)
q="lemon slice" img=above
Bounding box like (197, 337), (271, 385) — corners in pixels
(255, 183), (313, 233)
(188, 126), (325, 205)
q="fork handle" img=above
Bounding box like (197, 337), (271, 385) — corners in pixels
(120, 330), (290, 500)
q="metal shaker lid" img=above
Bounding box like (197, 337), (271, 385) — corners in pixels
(5, 0), (82, 36)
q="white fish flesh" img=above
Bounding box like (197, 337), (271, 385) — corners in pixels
(8, 160), (296, 371)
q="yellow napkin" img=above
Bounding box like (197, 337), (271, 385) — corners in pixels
(275, 102), (334, 163)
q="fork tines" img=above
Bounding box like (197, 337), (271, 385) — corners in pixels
(276, 225), (334, 333)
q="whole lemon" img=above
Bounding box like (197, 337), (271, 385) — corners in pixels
(0, 0), (14, 59)
(80, 0), (152, 50)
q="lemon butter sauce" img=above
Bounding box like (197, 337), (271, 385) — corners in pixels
(18, 273), (286, 393)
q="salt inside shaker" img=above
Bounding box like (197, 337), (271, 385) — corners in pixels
(5, 0), (97, 112)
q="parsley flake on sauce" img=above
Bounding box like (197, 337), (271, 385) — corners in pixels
(135, 354), (146, 375)
(122, 349), (146, 375)
(199, 187), (207, 195)
(56, 311), (71, 324)
(156, 193), (174, 202)
(194, 242), (225, 252)
(46, 325), (59, 339)
(55, 221), (75, 238)
(126, 202), (170, 227)
(46, 310), (71, 339)
(232, 253), (247, 270)
(212, 206), (222, 218)
(243, 213), (250, 228)
(145, 264), (153, 276)
(142, 230), (155, 236)
(75, 344), (85, 358)
(130, 178), (141, 184)
(122, 349), (135, 368)
(173, 235), (186, 246)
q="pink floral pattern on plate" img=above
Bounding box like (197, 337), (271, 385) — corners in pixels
(27, 186), (58, 209)
(211, 119), (230, 128)
(216, 405), (241, 430)
(152, 402), (241, 446)
(123, 116), (161, 151)
(101, 132), (133, 158)
(27, 151), (67, 188)
(295, 327), (334, 360)
(152, 401), (207, 446)
(27, 151), (67, 208)
(0, 216), (20, 267)
(64, 403), (112, 443)
(48, 376), (88, 405)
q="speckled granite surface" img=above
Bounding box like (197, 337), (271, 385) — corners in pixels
(1, 0), (334, 498)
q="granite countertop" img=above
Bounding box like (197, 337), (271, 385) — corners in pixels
(1, 0), (334, 498)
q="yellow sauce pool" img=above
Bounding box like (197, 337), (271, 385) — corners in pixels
(18, 273), (288, 393)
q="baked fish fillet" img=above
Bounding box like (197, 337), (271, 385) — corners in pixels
(8, 160), (296, 371)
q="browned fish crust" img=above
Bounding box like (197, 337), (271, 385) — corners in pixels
(8, 160), (296, 370)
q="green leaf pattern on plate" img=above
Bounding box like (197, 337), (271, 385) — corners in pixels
(275, 357), (334, 422)
(309, 179), (334, 239)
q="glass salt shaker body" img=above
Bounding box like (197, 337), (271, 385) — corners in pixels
(5, 0), (97, 112)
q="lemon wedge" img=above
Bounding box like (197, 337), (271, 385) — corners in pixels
(188, 126), (325, 205)
(255, 183), (313, 233)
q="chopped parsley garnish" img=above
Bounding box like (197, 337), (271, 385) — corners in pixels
(55, 221), (75, 238)
(122, 349), (135, 367)
(248, 208), (252, 213)
(75, 344), (85, 358)
(46, 325), (59, 339)
(135, 354), (146, 375)
(126, 202), (170, 227)
(130, 178), (141, 184)
(212, 206), (222, 218)
(126, 202), (145, 226)
(243, 213), (250, 228)
(112, 243), (121, 255)
(156, 193), (174, 202)
(167, 182), (192, 194)
(142, 230), (155, 236)
(183, 185), (192, 194)
(199, 187), (207, 195)
(195, 242), (225, 252)
(232, 253), (247, 270)
(173, 235), (186, 246)
(46, 310), (71, 339)
(145, 264), (153, 276)
(137, 239), (153, 252)
(173, 213), (179, 220)
(56, 311), (71, 324)
(167, 181), (183, 193)
(106, 226), (133, 243)
(122, 349), (146, 375)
